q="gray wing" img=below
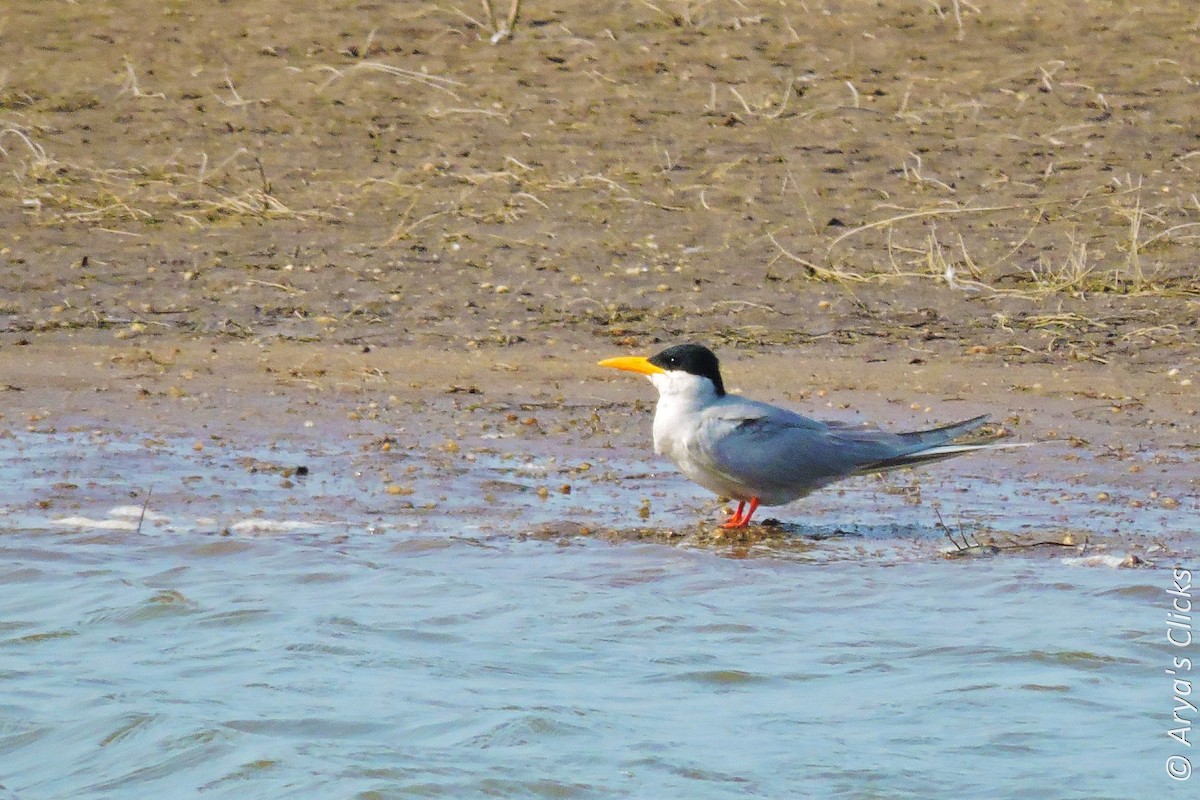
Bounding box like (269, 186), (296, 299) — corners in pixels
(697, 399), (991, 502)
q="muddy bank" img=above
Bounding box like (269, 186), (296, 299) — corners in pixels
(2, 1), (1198, 352)
(0, 334), (1194, 563)
(0, 1), (1196, 557)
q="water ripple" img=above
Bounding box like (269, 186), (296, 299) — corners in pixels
(0, 522), (1175, 799)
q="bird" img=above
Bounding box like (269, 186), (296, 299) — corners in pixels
(598, 343), (1027, 528)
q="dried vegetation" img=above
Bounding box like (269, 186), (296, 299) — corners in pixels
(0, 1), (1197, 361)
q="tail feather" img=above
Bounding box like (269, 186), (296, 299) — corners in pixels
(854, 441), (1033, 476)
(893, 413), (993, 448)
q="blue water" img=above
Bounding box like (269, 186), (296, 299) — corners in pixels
(0, 525), (1191, 800)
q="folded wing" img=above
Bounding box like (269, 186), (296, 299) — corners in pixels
(699, 404), (1009, 504)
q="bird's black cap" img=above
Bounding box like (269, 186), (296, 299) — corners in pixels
(647, 343), (725, 396)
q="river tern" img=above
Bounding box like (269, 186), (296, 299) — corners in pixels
(599, 343), (1024, 528)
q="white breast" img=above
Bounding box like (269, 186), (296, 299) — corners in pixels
(647, 372), (756, 501)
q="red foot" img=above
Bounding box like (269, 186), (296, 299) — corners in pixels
(721, 501), (746, 528)
(719, 497), (760, 529)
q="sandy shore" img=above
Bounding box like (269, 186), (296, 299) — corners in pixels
(1, 1), (1196, 556)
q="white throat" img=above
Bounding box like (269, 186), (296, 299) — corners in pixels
(647, 371), (721, 457)
(648, 370), (719, 402)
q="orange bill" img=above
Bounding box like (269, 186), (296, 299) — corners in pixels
(597, 356), (664, 375)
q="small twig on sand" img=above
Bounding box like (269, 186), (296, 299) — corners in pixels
(767, 231), (867, 283)
(318, 61), (465, 99)
(0, 127), (49, 162)
(246, 278), (304, 294)
(118, 59), (166, 100)
(136, 487), (153, 535)
(826, 203), (1017, 253)
(936, 506), (1082, 559)
(934, 506), (998, 556)
(481, 0), (521, 43)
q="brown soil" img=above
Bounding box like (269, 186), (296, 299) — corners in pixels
(1, 2), (1196, 554)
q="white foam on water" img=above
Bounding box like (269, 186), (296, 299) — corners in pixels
(229, 519), (321, 534)
(109, 505), (170, 522)
(51, 517), (139, 531)
(1061, 553), (1144, 569)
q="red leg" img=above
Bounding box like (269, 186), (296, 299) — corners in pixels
(721, 500), (746, 528)
(720, 497), (760, 529)
(741, 497), (760, 526)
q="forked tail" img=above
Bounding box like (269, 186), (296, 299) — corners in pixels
(856, 441), (1033, 475)
(854, 414), (1030, 475)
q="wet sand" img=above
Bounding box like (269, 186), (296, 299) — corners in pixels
(1, 1), (1197, 558)
(2, 333), (1195, 562)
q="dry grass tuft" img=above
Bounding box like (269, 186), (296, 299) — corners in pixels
(790, 183), (1200, 300)
(2, 125), (320, 227)
(317, 60), (465, 99)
